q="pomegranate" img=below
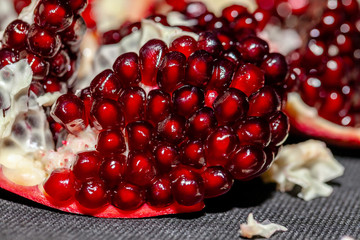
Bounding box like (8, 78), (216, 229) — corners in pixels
(1, 1), (289, 218)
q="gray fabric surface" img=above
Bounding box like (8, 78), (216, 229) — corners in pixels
(0, 147), (359, 240)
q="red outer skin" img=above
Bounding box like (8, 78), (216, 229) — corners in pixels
(0, 169), (204, 218)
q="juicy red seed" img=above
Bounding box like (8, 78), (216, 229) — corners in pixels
(13, 0), (31, 14)
(2, 20), (29, 50)
(173, 85), (205, 117)
(235, 28), (256, 42)
(91, 98), (124, 130)
(253, 8), (271, 30)
(73, 151), (102, 181)
(112, 182), (145, 210)
(222, 5), (248, 22)
(100, 154), (127, 187)
(126, 152), (157, 187)
(184, 2), (207, 18)
(112, 52), (141, 87)
(96, 129), (126, 154)
(76, 181), (108, 209)
(227, 145), (266, 180)
(235, 117), (271, 147)
(205, 126), (238, 166)
(186, 50), (213, 87)
(146, 90), (171, 124)
(204, 89), (219, 108)
(222, 48), (242, 64)
(268, 111), (289, 146)
(171, 167), (204, 206)
(147, 177), (173, 207)
(27, 24), (61, 58)
(29, 81), (45, 96)
(43, 168), (75, 202)
(0, 49), (18, 69)
(157, 51), (186, 93)
(213, 88), (249, 124)
(51, 93), (85, 133)
(147, 14), (169, 26)
(207, 58), (235, 90)
(319, 91), (345, 118)
(34, 0), (74, 33)
(232, 14), (257, 31)
(302, 39), (327, 67)
(79, 87), (93, 124)
(154, 143), (179, 172)
(157, 114), (186, 144)
(119, 87), (146, 123)
(248, 87), (281, 117)
(139, 39), (168, 86)
(208, 17), (230, 32)
(20, 51), (49, 79)
(180, 140), (206, 168)
(43, 76), (61, 93)
(166, 0), (187, 11)
(197, 31), (222, 55)
(102, 30), (121, 45)
(126, 121), (153, 151)
(198, 12), (216, 27)
(216, 32), (234, 51)
(90, 69), (122, 100)
(64, 0), (87, 14)
(230, 63), (265, 96)
(61, 15), (86, 46)
(170, 35), (197, 58)
(321, 57), (345, 88)
(300, 76), (323, 107)
(319, 10), (343, 33)
(120, 22), (141, 38)
(50, 50), (70, 77)
(201, 166), (233, 198)
(188, 107), (217, 140)
(237, 36), (269, 63)
(261, 53), (288, 85)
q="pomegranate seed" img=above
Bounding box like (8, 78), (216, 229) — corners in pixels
(216, 32), (235, 51)
(207, 58), (235, 90)
(213, 88), (249, 124)
(51, 93), (86, 133)
(222, 48), (242, 64)
(126, 121), (153, 151)
(197, 31), (222, 55)
(170, 36), (197, 58)
(222, 5), (248, 22)
(204, 126), (238, 166)
(112, 182), (144, 210)
(261, 53), (288, 85)
(166, 0), (187, 11)
(157, 51), (186, 93)
(201, 166), (233, 198)
(184, 2), (207, 18)
(13, 0), (31, 14)
(180, 140), (206, 168)
(198, 12), (216, 27)
(76, 180), (108, 209)
(188, 107), (217, 140)
(319, 90), (346, 118)
(125, 152), (157, 187)
(147, 15), (169, 26)
(147, 177), (173, 207)
(91, 98), (124, 130)
(61, 15), (86, 46)
(173, 85), (205, 117)
(227, 145), (266, 180)
(154, 142), (179, 172)
(119, 87), (146, 123)
(50, 50), (70, 77)
(34, 0), (74, 33)
(100, 154), (127, 188)
(253, 8), (271, 30)
(320, 57), (345, 88)
(43, 168), (75, 202)
(319, 10), (343, 33)
(302, 39), (327, 67)
(113, 52), (141, 87)
(204, 89), (219, 108)
(236, 117), (271, 147)
(186, 50), (213, 87)
(43, 76), (62, 93)
(96, 129), (126, 154)
(237, 36), (269, 63)
(64, 0), (87, 14)
(73, 151), (103, 182)
(120, 22), (141, 38)
(26, 24), (61, 58)
(139, 39), (168, 86)
(20, 51), (50, 79)
(230, 63), (265, 96)
(0, 49), (18, 69)
(156, 114), (186, 144)
(90, 69), (122, 100)
(268, 111), (289, 146)
(2, 20), (29, 50)
(300, 76), (323, 107)
(102, 30), (122, 45)
(171, 167), (204, 206)
(146, 90), (171, 124)
(248, 87), (281, 117)
(79, 87), (93, 125)
(232, 13), (257, 31)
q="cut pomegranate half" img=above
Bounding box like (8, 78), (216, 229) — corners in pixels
(0, 1), (290, 218)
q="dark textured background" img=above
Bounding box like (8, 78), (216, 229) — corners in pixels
(0, 141), (359, 240)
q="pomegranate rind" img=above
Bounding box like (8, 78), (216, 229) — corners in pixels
(0, 168), (204, 218)
(285, 93), (360, 147)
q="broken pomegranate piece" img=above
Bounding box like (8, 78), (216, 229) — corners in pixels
(1, 1), (290, 218)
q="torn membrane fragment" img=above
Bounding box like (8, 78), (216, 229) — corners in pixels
(262, 140), (344, 201)
(239, 213), (288, 239)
